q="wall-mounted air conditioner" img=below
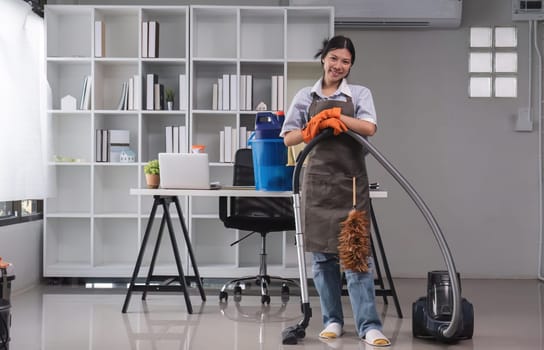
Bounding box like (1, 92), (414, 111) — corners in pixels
(289, 0), (463, 28)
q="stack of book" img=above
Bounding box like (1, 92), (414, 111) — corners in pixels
(165, 126), (187, 153)
(212, 74), (251, 111)
(219, 126), (252, 163)
(79, 75), (92, 110)
(271, 75), (284, 111)
(117, 75), (141, 110)
(95, 129), (132, 162)
(141, 21), (160, 58)
(146, 74), (186, 110)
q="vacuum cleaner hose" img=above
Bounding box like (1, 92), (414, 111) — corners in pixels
(344, 130), (461, 339)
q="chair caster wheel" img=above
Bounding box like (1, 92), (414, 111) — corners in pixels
(219, 291), (228, 302)
(234, 285), (242, 302)
(261, 295), (271, 305)
(281, 284), (290, 302)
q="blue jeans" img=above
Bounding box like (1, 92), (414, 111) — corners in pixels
(312, 252), (382, 337)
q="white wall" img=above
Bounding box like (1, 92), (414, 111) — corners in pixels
(0, 221), (42, 293)
(46, 0), (542, 278)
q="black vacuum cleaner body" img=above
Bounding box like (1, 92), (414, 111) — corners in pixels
(412, 271), (474, 341)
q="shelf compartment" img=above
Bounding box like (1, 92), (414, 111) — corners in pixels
(191, 7), (237, 59)
(46, 6), (93, 58)
(93, 61), (139, 110)
(47, 61), (92, 110)
(240, 8), (284, 60)
(94, 165), (138, 215)
(191, 61), (237, 111)
(192, 219), (236, 266)
(93, 218), (138, 266)
(141, 113), (188, 161)
(51, 113), (92, 163)
(142, 61), (188, 111)
(142, 7), (188, 59)
(94, 7), (139, 58)
(286, 8), (332, 60)
(94, 112), (139, 163)
(45, 217), (91, 266)
(240, 62), (285, 111)
(191, 114), (237, 163)
(47, 166), (91, 214)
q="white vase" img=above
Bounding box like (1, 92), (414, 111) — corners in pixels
(167, 101), (173, 110)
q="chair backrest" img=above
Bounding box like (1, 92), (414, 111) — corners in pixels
(220, 148), (295, 232)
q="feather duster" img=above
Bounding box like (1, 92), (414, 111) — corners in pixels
(338, 177), (371, 272)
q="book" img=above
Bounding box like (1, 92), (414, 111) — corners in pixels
(224, 126), (232, 162)
(165, 126), (173, 153)
(173, 126), (179, 153)
(146, 74), (157, 110)
(219, 130), (225, 162)
(95, 129), (102, 162)
(148, 21), (159, 58)
(246, 75), (253, 110)
(271, 75), (278, 111)
(79, 76), (89, 110)
(133, 75), (141, 110)
(141, 21), (148, 58)
(212, 83), (218, 110)
(102, 129), (109, 162)
(94, 21), (105, 57)
(230, 74), (237, 111)
(117, 82), (128, 110)
(82, 76), (92, 110)
(179, 74), (187, 110)
(277, 75), (284, 111)
(128, 77), (134, 110)
(154, 83), (164, 110)
(222, 74), (230, 111)
(218, 78), (223, 110)
(239, 75), (246, 111)
(179, 125), (187, 152)
(239, 126), (247, 149)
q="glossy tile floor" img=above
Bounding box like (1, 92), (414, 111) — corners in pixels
(7, 278), (544, 349)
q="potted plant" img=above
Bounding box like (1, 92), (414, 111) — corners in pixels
(144, 159), (160, 188)
(165, 88), (175, 110)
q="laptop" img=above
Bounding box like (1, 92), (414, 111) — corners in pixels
(159, 153), (219, 189)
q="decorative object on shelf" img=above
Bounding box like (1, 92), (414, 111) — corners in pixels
(120, 149), (136, 163)
(109, 130), (131, 162)
(256, 101), (267, 111)
(54, 155), (83, 163)
(165, 88), (174, 110)
(191, 144), (206, 153)
(60, 94), (77, 111)
(144, 159), (160, 189)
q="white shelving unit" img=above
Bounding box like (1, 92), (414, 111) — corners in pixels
(44, 4), (333, 278)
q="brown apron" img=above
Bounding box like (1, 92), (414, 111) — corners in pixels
(302, 95), (370, 253)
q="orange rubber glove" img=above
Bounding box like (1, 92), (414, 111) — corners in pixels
(319, 118), (348, 135)
(301, 107), (343, 143)
(301, 118), (322, 143)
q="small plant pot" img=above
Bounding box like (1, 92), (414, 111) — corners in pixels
(167, 101), (173, 110)
(145, 174), (160, 189)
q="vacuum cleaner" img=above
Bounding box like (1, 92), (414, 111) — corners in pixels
(281, 129), (474, 345)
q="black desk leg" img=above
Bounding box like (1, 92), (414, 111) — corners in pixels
(122, 196), (159, 313)
(173, 197), (206, 301)
(162, 198), (194, 314)
(142, 214), (167, 301)
(369, 200), (403, 318)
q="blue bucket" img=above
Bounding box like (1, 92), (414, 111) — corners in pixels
(248, 127), (293, 191)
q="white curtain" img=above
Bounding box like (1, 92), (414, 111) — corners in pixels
(0, 0), (51, 201)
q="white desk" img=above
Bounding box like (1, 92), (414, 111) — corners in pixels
(130, 187), (388, 198)
(123, 188), (394, 315)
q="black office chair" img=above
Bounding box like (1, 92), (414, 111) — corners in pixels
(218, 148), (297, 305)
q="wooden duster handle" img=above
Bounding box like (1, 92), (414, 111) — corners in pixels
(352, 176), (356, 208)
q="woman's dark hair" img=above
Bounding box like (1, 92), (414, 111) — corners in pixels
(314, 35), (356, 65)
